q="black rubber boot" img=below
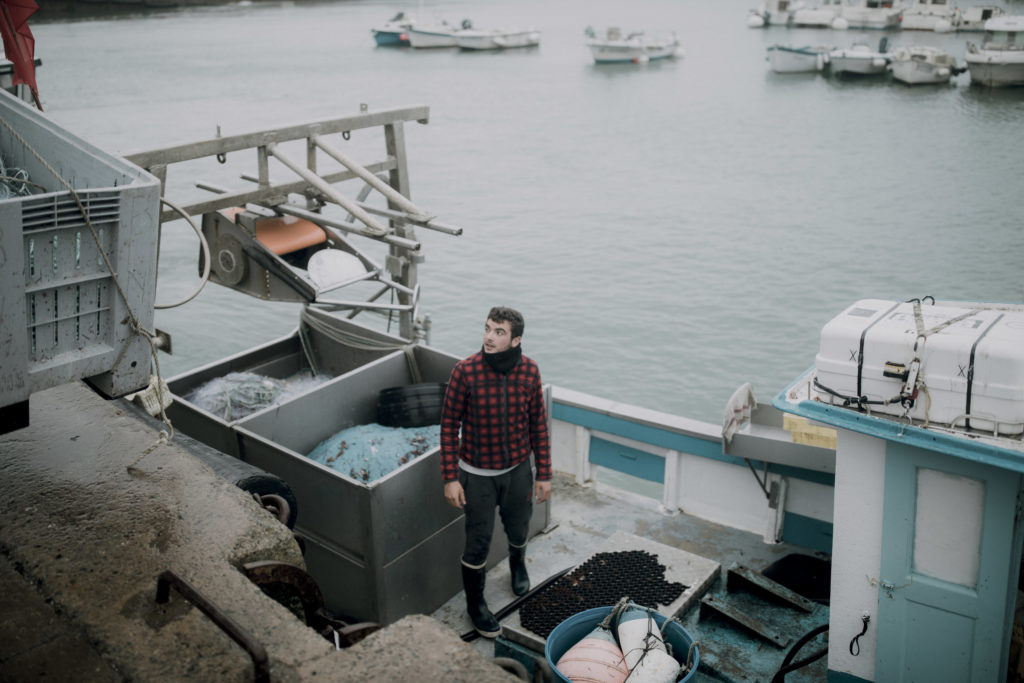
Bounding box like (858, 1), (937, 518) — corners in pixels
(462, 564), (501, 638)
(509, 545), (530, 597)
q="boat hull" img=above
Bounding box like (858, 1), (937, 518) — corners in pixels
(965, 57), (1024, 86)
(455, 29), (540, 50)
(830, 53), (889, 75)
(372, 29), (410, 46)
(767, 45), (828, 72)
(408, 27), (457, 48)
(840, 7), (903, 28)
(587, 39), (682, 64)
(890, 59), (951, 83)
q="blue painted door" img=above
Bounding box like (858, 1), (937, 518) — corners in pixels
(877, 442), (1021, 682)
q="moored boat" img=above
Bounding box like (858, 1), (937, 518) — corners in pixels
(838, 0), (904, 29)
(584, 26), (684, 64)
(748, 0), (807, 27)
(454, 26), (541, 50)
(900, 0), (958, 31)
(888, 45), (960, 83)
(830, 38), (891, 75)
(370, 11), (415, 46)
(408, 19), (473, 48)
(766, 44), (831, 72)
(957, 4), (1004, 31)
(964, 15), (1024, 86)
(791, 0), (845, 27)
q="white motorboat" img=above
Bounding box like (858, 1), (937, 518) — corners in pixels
(454, 26), (540, 50)
(957, 4), (1005, 31)
(584, 27), (684, 64)
(830, 39), (891, 75)
(791, 0), (844, 27)
(766, 44), (831, 72)
(838, 0), (904, 29)
(965, 15), (1024, 86)
(901, 0), (957, 31)
(747, 0), (807, 27)
(371, 11), (415, 46)
(888, 45), (960, 83)
(408, 19), (473, 48)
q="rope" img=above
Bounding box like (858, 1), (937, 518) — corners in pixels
(0, 117), (174, 464)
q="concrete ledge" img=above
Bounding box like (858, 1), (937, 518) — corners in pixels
(0, 382), (515, 681)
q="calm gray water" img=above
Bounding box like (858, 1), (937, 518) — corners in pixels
(31, 0), (1024, 423)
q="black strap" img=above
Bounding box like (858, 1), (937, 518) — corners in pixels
(965, 313), (1003, 430)
(857, 302), (901, 402)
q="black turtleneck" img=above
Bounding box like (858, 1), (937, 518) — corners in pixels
(482, 344), (522, 375)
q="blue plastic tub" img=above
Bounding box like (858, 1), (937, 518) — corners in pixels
(545, 606), (700, 683)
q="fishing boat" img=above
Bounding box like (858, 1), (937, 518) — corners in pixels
(371, 11), (415, 46)
(900, 0), (958, 31)
(838, 0), (904, 29)
(791, 0), (845, 27)
(964, 15), (1024, 86)
(747, 0), (807, 27)
(957, 4), (1004, 31)
(888, 45), (960, 83)
(829, 39), (892, 75)
(454, 26), (541, 50)
(6, 8), (1024, 683)
(766, 44), (831, 72)
(408, 19), (473, 48)
(584, 26), (684, 64)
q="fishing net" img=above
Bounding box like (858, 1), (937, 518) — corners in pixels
(307, 423), (440, 484)
(186, 371), (332, 422)
(0, 154), (38, 199)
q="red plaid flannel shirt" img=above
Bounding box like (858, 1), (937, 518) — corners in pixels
(440, 351), (551, 483)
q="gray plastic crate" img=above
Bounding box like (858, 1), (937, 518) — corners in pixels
(0, 90), (160, 421)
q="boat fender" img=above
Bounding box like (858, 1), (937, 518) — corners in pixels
(816, 53), (825, 71)
(613, 602), (681, 683)
(872, 57), (887, 68)
(831, 17), (849, 29)
(555, 624), (629, 683)
(934, 19), (953, 32)
(937, 67), (950, 78)
(747, 12), (766, 28)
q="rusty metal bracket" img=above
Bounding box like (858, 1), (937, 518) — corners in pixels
(155, 570), (270, 683)
(700, 594), (790, 648)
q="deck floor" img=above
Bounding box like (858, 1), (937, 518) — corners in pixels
(433, 473), (831, 682)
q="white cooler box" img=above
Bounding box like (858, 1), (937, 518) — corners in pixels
(814, 299), (1024, 435)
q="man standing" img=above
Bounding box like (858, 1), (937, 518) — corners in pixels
(440, 306), (552, 638)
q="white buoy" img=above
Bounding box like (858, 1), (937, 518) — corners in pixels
(747, 12), (766, 27)
(832, 16), (850, 29)
(555, 625), (629, 683)
(614, 604), (680, 683)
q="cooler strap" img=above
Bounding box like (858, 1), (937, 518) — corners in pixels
(965, 314), (1003, 431)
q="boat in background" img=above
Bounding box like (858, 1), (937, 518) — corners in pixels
(888, 45), (960, 83)
(408, 19), (473, 48)
(957, 4), (1005, 30)
(830, 38), (892, 75)
(747, 0), (807, 27)
(454, 26), (541, 50)
(766, 44), (832, 72)
(792, 0), (845, 27)
(838, 0), (904, 29)
(965, 15), (1024, 86)
(900, 0), (958, 31)
(371, 11), (415, 46)
(584, 26), (684, 64)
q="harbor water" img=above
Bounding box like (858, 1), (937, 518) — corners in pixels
(29, 0), (1024, 424)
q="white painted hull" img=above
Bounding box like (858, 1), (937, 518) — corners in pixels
(766, 45), (829, 72)
(889, 46), (956, 83)
(587, 36), (683, 63)
(840, 7), (903, 28)
(792, 7), (841, 26)
(900, 9), (957, 30)
(830, 47), (890, 74)
(408, 26), (457, 48)
(965, 57), (1024, 86)
(455, 28), (540, 50)
(957, 6), (1004, 31)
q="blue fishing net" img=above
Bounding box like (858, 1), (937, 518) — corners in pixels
(307, 423), (440, 484)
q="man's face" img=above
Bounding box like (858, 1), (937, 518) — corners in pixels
(483, 318), (520, 353)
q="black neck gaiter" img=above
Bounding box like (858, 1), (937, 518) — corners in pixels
(482, 344), (522, 375)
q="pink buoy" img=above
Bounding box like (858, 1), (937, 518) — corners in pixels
(555, 625), (629, 683)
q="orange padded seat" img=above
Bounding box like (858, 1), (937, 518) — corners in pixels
(254, 215), (327, 255)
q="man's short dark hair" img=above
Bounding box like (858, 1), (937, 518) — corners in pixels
(488, 307), (525, 339)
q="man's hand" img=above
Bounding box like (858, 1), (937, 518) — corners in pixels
(444, 480), (466, 509)
(534, 480), (551, 503)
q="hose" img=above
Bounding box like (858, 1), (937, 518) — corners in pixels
(771, 623), (829, 683)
